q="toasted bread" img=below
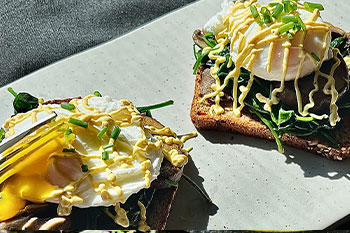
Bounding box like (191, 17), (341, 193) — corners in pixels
(0, 101), (184, 230)
(190, 66), (350, 160)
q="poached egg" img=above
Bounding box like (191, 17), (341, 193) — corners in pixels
(0, 95), (188, 224)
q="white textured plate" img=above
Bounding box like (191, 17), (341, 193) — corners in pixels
(1, 0), (350, 230)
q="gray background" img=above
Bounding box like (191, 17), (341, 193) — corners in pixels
(0, 0), (196, 87)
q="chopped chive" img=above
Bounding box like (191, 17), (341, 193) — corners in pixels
(7, 87), (18, 97)
(250, 5), (259, 19)
(81, 164), (89, 172)
(103, 144), (114, 150)
(263, 14), (272, 24)
(260, 7), (270, 15)
(295, 13), (306, 31)
(102, 151), (109, 160)
(64, 128), (73, 137)
(111, 125), (121, 140)
(97, 127), (108, 138)
(69, 118), (89, 128)
(311, 52), (320, 62)
(278, 22), (294, 34)
(61, 102), (75, 111)
(291, 2), (297, 10)
(304, 2), (324, 12)
(257, 20), (264, 25)
(287, 32), (293, 39)
(137, 100), (174, 113)
(164, 179), (178, 187)
(272, 3), (283, 18)
(62, 148), (76, 152)
(94, 91), (102, 97)
(0, 128), (5, 143)
(281, 15), (298, 24)
(268, 2), (279, 7)
(283, 0), (292, 13)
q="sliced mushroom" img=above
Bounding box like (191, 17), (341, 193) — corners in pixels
(277, 53), (349, 113)
(192, 29), (208, 48)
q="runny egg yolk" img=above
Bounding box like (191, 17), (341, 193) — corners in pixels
(0, 129), (65, 220)
(0, 186), (26, 221)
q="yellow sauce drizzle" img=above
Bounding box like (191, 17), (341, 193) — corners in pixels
(137, 201), (151, 231)
(199, 0), (341, 127)
(1, 94), (196, 223)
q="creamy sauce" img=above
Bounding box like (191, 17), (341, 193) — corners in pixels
(0, 95), (197, 225)
(199, 0), (341, 126)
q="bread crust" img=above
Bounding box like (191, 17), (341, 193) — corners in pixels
(190, 66), (350, 160)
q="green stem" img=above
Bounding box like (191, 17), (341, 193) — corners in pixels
(251, 109), (284, 153)
(8, 87), (17, 97)
(183, 173), (212, 203)
(137, 100), (174, 113)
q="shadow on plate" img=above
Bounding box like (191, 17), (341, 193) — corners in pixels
(165, 155), (218, 230)
(199, 129), (350, 181)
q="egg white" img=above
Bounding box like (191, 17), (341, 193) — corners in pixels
(204, 0), (331, 81)
(1, 96), (164, 208)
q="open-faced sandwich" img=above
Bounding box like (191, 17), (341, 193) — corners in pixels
(0, 90), (196, 230)
(191, 0), (350, 159)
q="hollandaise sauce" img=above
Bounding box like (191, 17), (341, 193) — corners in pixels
(198, 0), (341, 127)
(0, 94), (195, 230)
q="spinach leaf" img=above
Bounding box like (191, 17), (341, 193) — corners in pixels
(330, 36), (345, 48)
(195, 42), (340, 151)
(8, 88), (39, 114)
(278, 108), (295, 125)
(0, 128), (5, 143)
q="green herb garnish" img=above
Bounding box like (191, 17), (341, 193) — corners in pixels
(8, 88), (39, 114)
(0, 128), (5, 143)
(94, 91), (102, 97)
(64, 128), (73, 137)
(137, 100), (174, 113)
(304, 2), (324, 12)
(311, 52), (320, 62)
(61, 102), (75, 111)
(278, 22), (295, 34)
(250, 5), (259, 19)
(81, 164), (89, 172)
(69, 118), (89, 128)
(103, 144), (114, 150)
(102, 151), (109, 160)
(111, 125), (121, 140)
(330, 37), (345, 48)
(295, 13), (306, 31)
(281, 15), (298, 24)
(62, 148), (76, 152)
(97, 127), (108, 139)
(203, 32), (217, 48)
(271, 3), (283, 18)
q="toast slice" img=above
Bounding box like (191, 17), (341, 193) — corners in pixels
(190, 66), (350, 160)
(0, 102), (183, 230)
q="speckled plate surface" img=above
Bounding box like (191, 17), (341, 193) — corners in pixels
(1, 0), (350, 230)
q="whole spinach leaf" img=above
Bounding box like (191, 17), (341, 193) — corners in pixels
(8, 88), (39, 114)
